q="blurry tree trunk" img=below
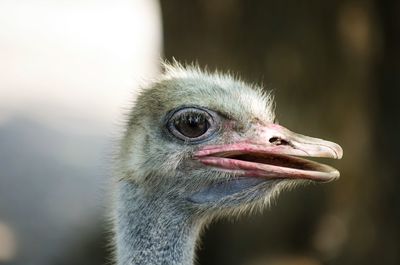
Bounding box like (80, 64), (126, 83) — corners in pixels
(372, 0), (400, 264)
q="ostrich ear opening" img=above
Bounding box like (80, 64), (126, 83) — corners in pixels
(187, 178), (266, 204)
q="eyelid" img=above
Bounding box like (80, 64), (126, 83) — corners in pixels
(204, 108), (232, 121)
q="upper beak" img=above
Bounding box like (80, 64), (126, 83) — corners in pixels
(253, 123), (343, 159)
(195, 124), (343, 182)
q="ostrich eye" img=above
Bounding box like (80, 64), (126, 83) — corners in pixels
(166, 107), (219, 143)
(174, 113), (209, 138)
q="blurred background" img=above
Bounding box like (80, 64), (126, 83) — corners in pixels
(0, 0), (399, 265)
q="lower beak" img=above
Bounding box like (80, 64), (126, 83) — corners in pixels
(195, 124), (343, 182)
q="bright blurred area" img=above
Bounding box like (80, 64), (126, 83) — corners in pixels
(0, 1), (399, 265)
(0, 0), (161, 264)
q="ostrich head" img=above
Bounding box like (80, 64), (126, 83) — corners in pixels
(118, 63), (342, 222)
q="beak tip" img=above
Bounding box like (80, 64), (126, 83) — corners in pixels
(334, 143), (344, 160)
(334, 169), (340, 178)
(332, 170), (341, 181)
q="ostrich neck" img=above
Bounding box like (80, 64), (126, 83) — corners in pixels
(115, 180), (201, 265)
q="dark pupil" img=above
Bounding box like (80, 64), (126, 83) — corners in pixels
(174, 114), (209, 138)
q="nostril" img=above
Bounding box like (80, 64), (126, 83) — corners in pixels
(269, 137), (290, 145)
(269, 137), (279, 143)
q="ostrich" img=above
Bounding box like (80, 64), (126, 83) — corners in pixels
(113, 63), (343, 265)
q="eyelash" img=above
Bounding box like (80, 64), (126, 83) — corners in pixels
(175, 112), (205, 124)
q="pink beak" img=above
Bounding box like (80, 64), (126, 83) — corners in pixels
(195, 124), (343, 182)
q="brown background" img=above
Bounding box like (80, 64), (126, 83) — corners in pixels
(160, 1), (399, 265)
